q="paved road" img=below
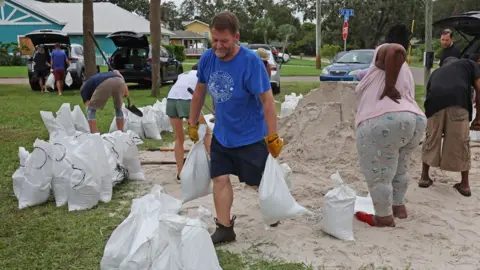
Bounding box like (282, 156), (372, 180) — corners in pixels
(0, 67), (427, 86)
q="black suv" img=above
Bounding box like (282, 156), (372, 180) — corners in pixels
(433, 11), (480, 58)
(106, 31), (183, 86)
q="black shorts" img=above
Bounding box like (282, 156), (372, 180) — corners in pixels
(210, 135), (269, 186)
(35, 69), (49, 78)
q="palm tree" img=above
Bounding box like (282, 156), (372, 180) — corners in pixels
(253, 18), (275, 44)
(277, 24), (297, 56)
(82, 0), (96, 80)
(150, 0), (161, 97)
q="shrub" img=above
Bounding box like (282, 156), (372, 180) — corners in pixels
(164, 44), (186, 62)
(321, 44), (342, 61)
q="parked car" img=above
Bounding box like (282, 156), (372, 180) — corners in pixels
(320, 49), (375, 81)
(26, 29), (96, 91)
(251, 48), (281, 95)
(433, 11), (480, 59)
(278, 52), (290, 63)
(246, 44), (281, 62)
(106, 31), (183, 86)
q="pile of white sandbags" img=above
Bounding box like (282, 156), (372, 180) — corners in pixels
(109, 98), (173, 140)
(280, 93), (303, 118)
(100, 185), (222, 270)
(12, 104), (146, 211)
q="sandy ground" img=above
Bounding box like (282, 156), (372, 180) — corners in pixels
(133, 82), (480, 270)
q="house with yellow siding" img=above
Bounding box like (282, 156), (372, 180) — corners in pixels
(181, 20), (211, 40)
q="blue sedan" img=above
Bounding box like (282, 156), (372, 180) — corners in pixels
(320, 49), (374, 81)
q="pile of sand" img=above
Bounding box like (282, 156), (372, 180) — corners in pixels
(136, 82), (480, 269)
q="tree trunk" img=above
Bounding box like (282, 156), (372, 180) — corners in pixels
(82, 0), (96, 80)
(281, 35), (289, 55)
(264, 32), (268, 44)
(150, 0), (161, 97)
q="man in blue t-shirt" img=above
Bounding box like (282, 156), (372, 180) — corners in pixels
(80, 70), (129, 133)
(50, 43), (69, 96)
(187, 11), (284, 245)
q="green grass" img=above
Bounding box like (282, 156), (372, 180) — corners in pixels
(279, 64), (326, 76)
(415, 84), (425, 111)
(284, 58), (317, 67)
(0, 82), (318, 270)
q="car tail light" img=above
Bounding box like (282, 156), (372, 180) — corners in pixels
(270, 65), (277, 71)
(69, 57), (78, 61)
(146, 58), (152, 62)
(272, 49), (278, 54)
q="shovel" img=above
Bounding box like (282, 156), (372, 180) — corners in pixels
(88, 30), (143, 117)
(125, 97), (143, 117)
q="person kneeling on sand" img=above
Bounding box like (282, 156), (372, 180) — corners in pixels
(419, 56), (480, 197)
(354, 24), (426, 227)
(80, 70), (128, 133)
(187, 11), (283, 245)
(165, 63), (212, 183)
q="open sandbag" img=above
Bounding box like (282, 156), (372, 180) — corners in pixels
(181, 206), (222, 270)
(101, 185), (182, 270)
(40, 111), (68, 139)
(56, 103), (76, 136)
(18, 139), (53, 209)
(180, 124), (212, 203)
(71, 105), (90, 133)
(111, 131), (145, 181)
(12, 147), (30, 199)
(259, 154), (310, 226)
(141, 106), (162, 140)
(153, 98), (172, 132)
(66, 138), (101, 211)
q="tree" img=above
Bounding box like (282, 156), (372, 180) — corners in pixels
(277, 24), (297, 55)
(82, 0), (96, 80)
(150, 0), (161, 97)
(161, 1), (182, 30)
(253, 18), (276, 44)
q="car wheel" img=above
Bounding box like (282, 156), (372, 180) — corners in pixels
(30, 83), (41, 91)
(272, 83), (280, 95)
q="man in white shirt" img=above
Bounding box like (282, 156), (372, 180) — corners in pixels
(166, 64), (211, 182)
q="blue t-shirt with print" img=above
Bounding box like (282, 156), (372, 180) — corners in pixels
(51, 49), (68, 70)
(197, 46), (271, 148)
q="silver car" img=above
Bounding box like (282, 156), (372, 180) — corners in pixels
(252, 49), (281, 95)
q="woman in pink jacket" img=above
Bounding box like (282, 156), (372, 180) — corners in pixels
(355, 25), (426, 227)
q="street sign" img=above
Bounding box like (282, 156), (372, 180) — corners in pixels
(343, 21), (348, 40)
(340, 8), (354, 22)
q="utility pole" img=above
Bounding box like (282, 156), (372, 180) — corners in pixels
(424, 0), (433, 94)
(315, 0), (322, 70)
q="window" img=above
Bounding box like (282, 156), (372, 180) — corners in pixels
(73, 47), (83, 56)
(204, 31), (209, 38)
(160, 47), (169, 58)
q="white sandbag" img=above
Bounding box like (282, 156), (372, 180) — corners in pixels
(102, 134), (127, 186)
(56, 103), (76, 136)
(280, 163), (293, 190)
(66, 138), (101, 211)
(153, 99), (172, 132)
(321, 172), (356, 241)
(259, 154), (310, 226)
(180, 124), (211, 203)
(471, 108), (480, 141)
(100, 185), (182, 270)
(354, 194), (375, 215)
(18, 139), (53, 209)
(50, 138), (75, 207)
(280, 93), (303, 118)
(71, 105), (90, 133)
(141, 106), (162, 140)
(40, 111), (68, 139)
(203, 113), (215, 132)
(12, 147), (30, 199)
(109, 105), (129, 133)
(119, 214), (187, 270)
(181, 206), (222, 270)
(46, 72), (55, 90)
(91, 134), (113, 203)
(126, 130), (144, 145)
(65, 71), (73, 87)
(111, 131), (145, 181)
(126, 109), (145, 139)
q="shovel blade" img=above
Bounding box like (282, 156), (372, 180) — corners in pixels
(127, 105), (143, 117)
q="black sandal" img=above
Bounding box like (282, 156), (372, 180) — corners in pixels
(454, 183), (471, 197)
(418, 178), (433, 188)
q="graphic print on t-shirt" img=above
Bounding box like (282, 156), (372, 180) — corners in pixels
(207, 71), (234, 103)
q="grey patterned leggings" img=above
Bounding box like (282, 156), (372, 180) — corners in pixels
(356, 112), (426, 217)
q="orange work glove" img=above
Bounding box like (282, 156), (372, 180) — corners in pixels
(264, 132), (283, 158)
(188, 122), (199, 143)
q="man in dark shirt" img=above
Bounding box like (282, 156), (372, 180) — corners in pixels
(33, 45), (51, 93)
(80, 70), (129, 133)
(439, 29), (462, 67)
(420, 57), (480, 197)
